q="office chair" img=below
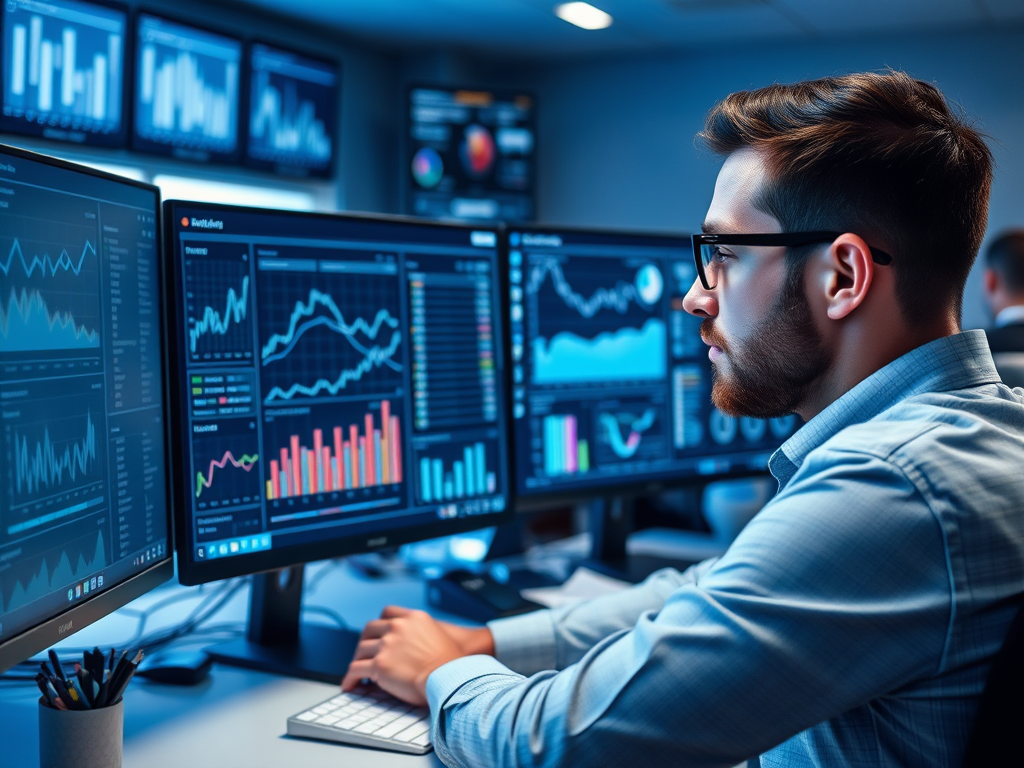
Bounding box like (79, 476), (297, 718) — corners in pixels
(961, 599), (1024, 767)
(993, 352), (1024, 390)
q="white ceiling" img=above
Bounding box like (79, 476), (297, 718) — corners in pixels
(234, 0), (1024, 59)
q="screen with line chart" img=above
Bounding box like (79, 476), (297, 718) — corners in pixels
(1, 0), (128, 146)
(166, 202), (511, 581)
(0, 145), (168, 651)
(508, 227), (800, 501)
(246, 42), (338, 178)
(132, 13), (241, 162)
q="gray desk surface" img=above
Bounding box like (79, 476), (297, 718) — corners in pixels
(0, 560), (453, 768)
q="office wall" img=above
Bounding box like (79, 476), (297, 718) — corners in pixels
(521, 26), (1024, 330)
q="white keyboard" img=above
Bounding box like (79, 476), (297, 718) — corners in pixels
(287, 685), (432, 754)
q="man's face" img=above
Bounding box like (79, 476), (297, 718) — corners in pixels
(683, 149), (834, 419)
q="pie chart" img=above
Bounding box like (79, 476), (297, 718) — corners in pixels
(460, 124), (496, 178)
(412, 147), (444, 189)
(635, 264), (664, 305)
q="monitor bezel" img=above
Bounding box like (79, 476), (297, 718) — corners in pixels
(163, 200), (517, 586)
(502, 223), (783, 511)
(129, 8), (245, 165)
(403, 82), (537, 222)
(0, 141), (172, 674)
(242, 39), (340, 180)
(0, 0), (132, 148)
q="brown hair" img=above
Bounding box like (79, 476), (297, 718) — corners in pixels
(701, 70), (993, 326)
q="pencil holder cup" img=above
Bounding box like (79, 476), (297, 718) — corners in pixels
(38, 698), (123, 768)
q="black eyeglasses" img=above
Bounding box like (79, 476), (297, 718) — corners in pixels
(691, 231), (893, 290)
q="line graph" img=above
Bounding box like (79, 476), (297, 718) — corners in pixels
(526, 258), (662, 318)
(527, 255), (667, 386)
(190, 275), (250, 354)
(14, 409), (98, 496)
(191, 422), (261, 510)
(0, 232), (102, 359)
(0, 238), (96, 278)
(257, 267), (403, 404)
(1, 528), (107, 616)
(196, 450), (260, 498)
(595, 405), (666, 465)
(0, 288), (100, 351)
(264, 332), (402, 401)
(184, 248), (253, 362)
(261, 289), (401, 368)
(598, 408), (657, 459)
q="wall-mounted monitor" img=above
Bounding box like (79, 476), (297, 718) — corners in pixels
(406, 86), (535, 223)
(0, 0), (128, 147)
(132, 12), (242, 163)
(245, 42), (338, 179)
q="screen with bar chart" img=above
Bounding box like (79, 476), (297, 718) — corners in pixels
(0, 0), (128, 146)
(165, 202), (511, 582)
(0, 144), (169, 657)
(132, 13), (241, 162)
(246, 43), (338, 178)
(508, 227), (800, 503)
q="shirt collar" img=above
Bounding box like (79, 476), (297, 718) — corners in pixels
(768, 330), (1000, 489)
(994, 304), (1024, 329)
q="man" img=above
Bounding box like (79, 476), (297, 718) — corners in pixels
(343, 71), (1024, 767)
(982, 230), (1024, 387)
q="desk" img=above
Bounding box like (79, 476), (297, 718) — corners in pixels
(0, 560), (446, 768)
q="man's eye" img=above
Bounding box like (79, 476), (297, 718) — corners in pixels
(710, 246), (734, 264)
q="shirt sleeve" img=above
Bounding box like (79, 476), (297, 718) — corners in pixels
(425, 449), (953, 768)
(487, 558), (719, 676)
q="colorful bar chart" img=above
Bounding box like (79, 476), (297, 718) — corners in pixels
(418, 442), (496, 503)
(266, 400), (402, 500)
(543, 414), (590, 476)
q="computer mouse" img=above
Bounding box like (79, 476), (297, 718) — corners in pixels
(136, 649), (213, 686)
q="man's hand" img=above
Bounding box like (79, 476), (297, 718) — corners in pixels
(341, 606), (494, 706)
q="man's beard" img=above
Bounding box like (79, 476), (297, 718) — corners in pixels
(701, 264), (833, 419)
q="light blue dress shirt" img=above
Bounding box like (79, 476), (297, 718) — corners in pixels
(425, 330), (1024, 767)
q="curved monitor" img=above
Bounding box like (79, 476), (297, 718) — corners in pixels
(164, 202), (513, 585)
(507, 226), (800, 507)
(0, 143), (170, 673)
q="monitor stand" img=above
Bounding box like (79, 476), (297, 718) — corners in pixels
(582, 487), (710, 583)
(206, 566), (360, 683)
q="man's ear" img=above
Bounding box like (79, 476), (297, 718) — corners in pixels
(823, 234), (874, 321)
(983, 268), (998, 297)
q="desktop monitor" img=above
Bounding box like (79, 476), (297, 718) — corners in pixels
(245, 42), (338, 178)
(0, 143), (170, 674)
(406, 85), (535, 222)
(507, 226), (800, 509)
(0, 0), (129, 147)
(163, 201), (513, 680)
(131, 12), (242, 163)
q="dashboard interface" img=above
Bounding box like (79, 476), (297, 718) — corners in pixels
(167, 205), (511, 573)
(0, 148), (167, 642)
(508, 228), (799, 499)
